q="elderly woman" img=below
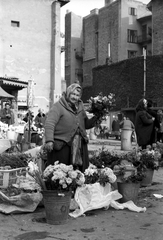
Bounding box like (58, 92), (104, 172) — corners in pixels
(44, 83), (97, 172)
(135, 98), (155, 149)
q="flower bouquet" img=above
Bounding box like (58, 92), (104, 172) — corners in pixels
(28, 161), (85, 225)
(84, 163), (117, 186)
(137, 145), (160, 171)
(87, 92), (115, 125)
(43, 161), (85, 192)
(136, 145), (161, 187)
(89, 147), (123, 169)
(28, 160), (85, 192)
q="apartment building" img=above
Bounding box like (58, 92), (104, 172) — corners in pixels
(65, 0), (152, 88)
(0, 0), (69, 114)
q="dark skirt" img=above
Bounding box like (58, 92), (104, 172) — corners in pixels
(46, 141), (89, 173)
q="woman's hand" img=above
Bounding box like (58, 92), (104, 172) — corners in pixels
(45, 142), (54, 152)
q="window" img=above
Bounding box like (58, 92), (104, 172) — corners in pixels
(127, 29), (137, 43)
(128, 50), (137, 58)
(11, 21), (20, 27)
(129, 7), (137, 16)
(148, 26), (152, 36)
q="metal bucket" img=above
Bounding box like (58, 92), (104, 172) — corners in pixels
(141, 169), (154, 187)
(117, 182), (140, 204)
(42, 190), (71, 225)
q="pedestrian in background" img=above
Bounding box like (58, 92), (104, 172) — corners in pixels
(0, 102), (14, 126)
(34, 108), (46, 128)
(112, 115), (120, 140)
(120, 116), (135, 130)
(157, 109), (163, 142)
(147, 99), (160, 144)
(135, 98), (155, 149)
(44, 83), (98, 172)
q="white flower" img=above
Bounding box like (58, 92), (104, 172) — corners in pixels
(84, 168), (97, 176)
(59, 179), (65, 185)
(66, 177), (72, 184)
(62, 183), (67, 189)
(68, 170), (77, 179)
(28, 161), (39, 174)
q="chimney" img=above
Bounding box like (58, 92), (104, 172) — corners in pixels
(90, 8), (99, 15)
(105, 0), (114, 6)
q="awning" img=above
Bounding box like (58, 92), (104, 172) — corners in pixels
(2, 80), (28, 88)
(0, 77), (28, 88)
(0, 86), (14, 98)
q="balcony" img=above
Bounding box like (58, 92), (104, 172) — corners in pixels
(75, 51), (83, 60)
(75, 68), (83, 76)
(137, 34), (152, 44)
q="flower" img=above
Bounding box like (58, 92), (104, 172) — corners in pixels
(137, 146), (160, 170)
(87, 93), (115, 124)
(84, 164), (116, 186)
(42, 161), (85, 191)
(27, 161), (46, 190)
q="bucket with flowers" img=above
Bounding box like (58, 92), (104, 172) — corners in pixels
(28, 161), (85, 225)
(138, 145), (160, 187)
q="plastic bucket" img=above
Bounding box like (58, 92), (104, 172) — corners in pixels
(7, 131), (18, 141)
(117, 182), (140, 204)
(121, 129), (133, 151)
(42, 190), (71, 225)
(141, 169), (154, 187)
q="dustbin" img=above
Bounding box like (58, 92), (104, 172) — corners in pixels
(121, 127), (133, 151)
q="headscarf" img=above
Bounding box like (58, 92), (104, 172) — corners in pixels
(66, 83), (82, 99)
(136, 98), (147, 112)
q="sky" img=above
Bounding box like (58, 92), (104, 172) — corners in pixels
(60, 0), (151, 77)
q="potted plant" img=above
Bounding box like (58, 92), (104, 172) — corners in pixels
(28, 161), (85, 225)
(137, 145), (160, 187)
(84, 163), (117, 187)
(113, 159), (145, 204)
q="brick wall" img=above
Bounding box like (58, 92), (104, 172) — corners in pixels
(82, 55), (163, 109)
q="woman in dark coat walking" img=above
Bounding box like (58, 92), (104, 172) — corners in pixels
(44, 83), (98, 172)
(135, 98), (155, 149)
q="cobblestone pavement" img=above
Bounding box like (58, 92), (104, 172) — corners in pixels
(0, 140), (163, 240)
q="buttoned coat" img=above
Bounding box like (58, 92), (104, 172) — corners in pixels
(44, 95), (96, 171)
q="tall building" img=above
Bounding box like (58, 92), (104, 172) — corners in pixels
(0, 0), (69, 114)
(65, 0), (152, 88)
(65, 12), (83, 86)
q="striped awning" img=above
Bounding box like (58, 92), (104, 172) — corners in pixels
(0, 77), (28, 88)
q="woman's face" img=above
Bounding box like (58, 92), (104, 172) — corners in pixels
(69, 89), (81, 104)
(143, 99), (147, 108)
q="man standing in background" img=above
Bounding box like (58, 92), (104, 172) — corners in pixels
(112, 115), (120, 140)
(0, 102), (14, 126)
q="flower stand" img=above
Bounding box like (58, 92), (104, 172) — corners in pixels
(42, 190), (72, 225)
(141, 169), (154, 187)
(117, 182), (140, 204)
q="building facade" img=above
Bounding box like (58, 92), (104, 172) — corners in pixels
(65, 0), (152, 88)
(65, 12), (83, 86)
(148, 0), (163, 55)
(0, 0), (69, 115)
